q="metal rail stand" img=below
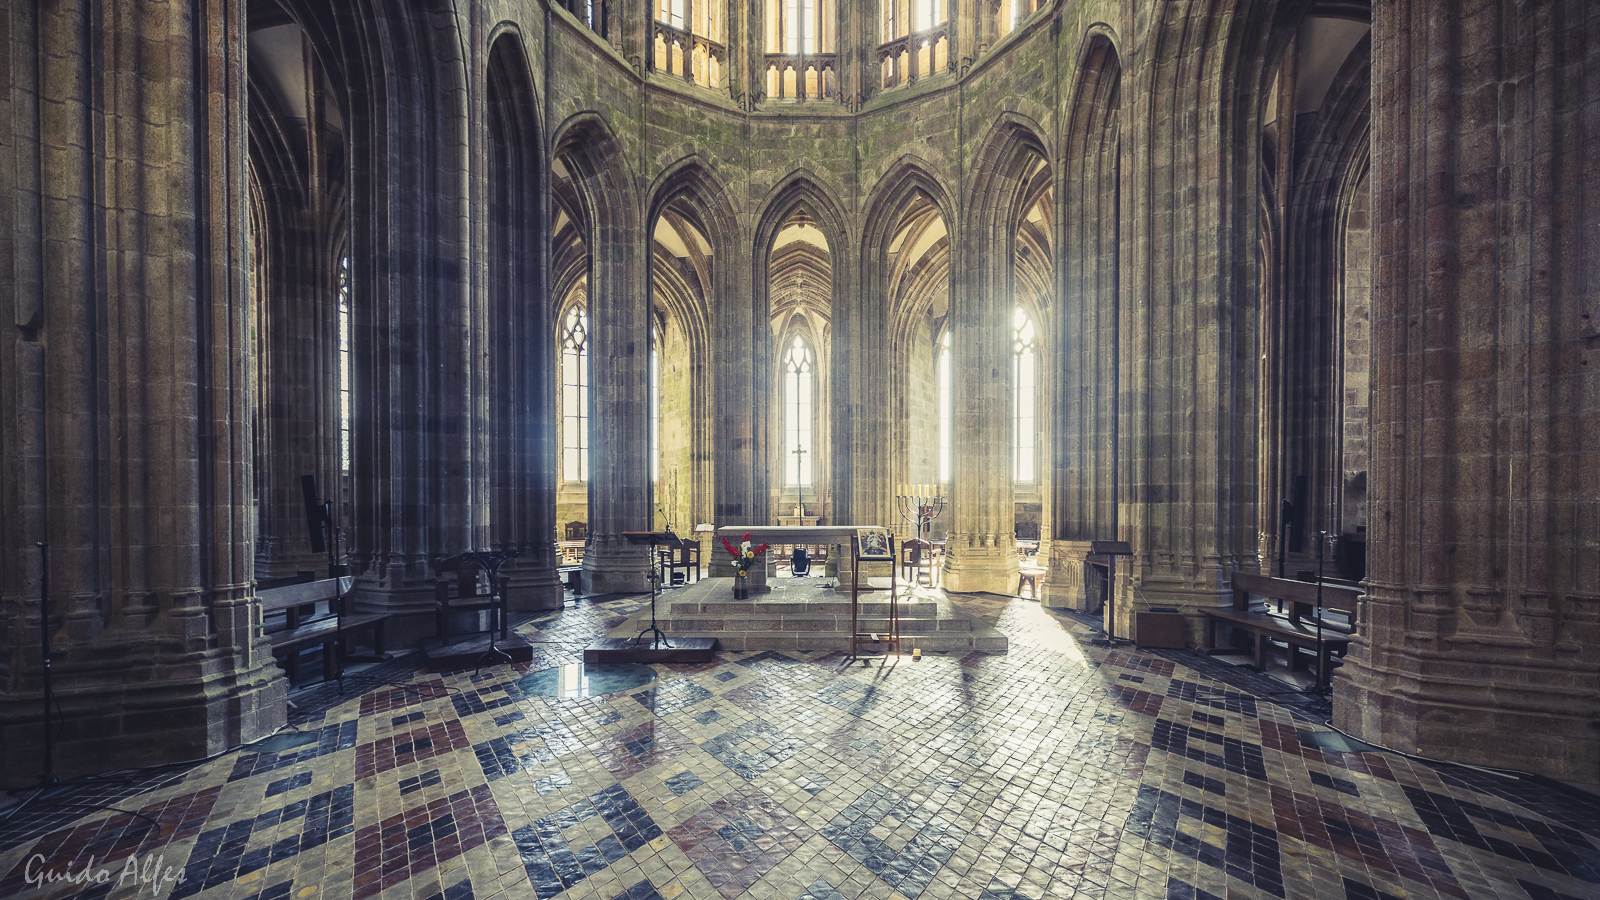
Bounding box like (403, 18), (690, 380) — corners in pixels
(462, 549), (521, 673)
(623, 531), (676, 649)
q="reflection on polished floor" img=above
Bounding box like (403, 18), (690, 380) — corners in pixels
(2, 590), (1597, 900)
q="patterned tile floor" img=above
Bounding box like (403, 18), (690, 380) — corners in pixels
(2, 591), (1597, 900)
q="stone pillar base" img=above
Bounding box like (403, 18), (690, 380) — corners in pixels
(941, 540), (1020, 595)
(1043, 541), (1093, 610)
(1334, 587), (1600, 782)
(504, 571), (565, 612)
(582, 536), (652, 595)
(1113, 577), (1229, 648)
(0, 646), (285, 789)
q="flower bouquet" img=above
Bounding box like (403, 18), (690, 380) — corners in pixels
(719, 532), (770, 599)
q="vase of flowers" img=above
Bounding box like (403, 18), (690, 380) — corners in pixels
(720, 532), (770, 600)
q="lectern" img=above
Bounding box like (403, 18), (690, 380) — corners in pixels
(622, 531), (676, 648)
(1088, 540), (1133, 647)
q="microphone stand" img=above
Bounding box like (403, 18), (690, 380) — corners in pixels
(464, 550), (521, 674)
(37, 542), (57, 788)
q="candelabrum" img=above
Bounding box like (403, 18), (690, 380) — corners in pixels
(894, 484), (945, 540)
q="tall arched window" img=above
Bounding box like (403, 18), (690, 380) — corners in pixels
(765, 0), (836, 99)
(1013, 307), (1036, 482)
(650, 323), (661, 484)
(879, 0), (949, 88)
(561, 306), (589, 482)
(654, 0), (724, 88)
(338, 255), (352, 476)
(560, 0), (607, 38)
(784, 335), (814, 486)
(937, 329), (951, 483)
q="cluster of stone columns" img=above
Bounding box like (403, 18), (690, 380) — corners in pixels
(1, 0), (1595, 785)
(0, 0), (283, 782)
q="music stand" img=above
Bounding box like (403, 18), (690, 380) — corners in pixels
(1087, 540), (1133, 647)
(622, 531), (676, 648)
(460, 549), (521, 673)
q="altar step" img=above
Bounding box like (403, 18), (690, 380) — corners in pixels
(605, 580), (1007, 654)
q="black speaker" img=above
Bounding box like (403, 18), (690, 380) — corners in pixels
(301, 473), (328, 554)
(1287, 474), (1309, 554)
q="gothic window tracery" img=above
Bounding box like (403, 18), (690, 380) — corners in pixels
(765, 0), (836, 99)
(937, 329), (952, 483)
(1014, 307), (1037, 483)
(879, 0), (949, 89)
(654, 0), (724, 89)
(561, 305), (590, 483)
(784, 335), (815, 487)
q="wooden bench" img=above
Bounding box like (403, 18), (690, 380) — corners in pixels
(435, 554), (508, 645)
(1201, 571), (1361, 689)
(260, 575), (388, 684)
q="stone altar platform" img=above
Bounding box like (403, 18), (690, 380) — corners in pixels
(711, 524), (901, 594)
(602, 576), (1007, 654)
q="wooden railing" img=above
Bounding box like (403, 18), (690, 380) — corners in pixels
(877, 26), (951, 90)
(764, 52), (838, 101)
(652, 22), (726, 89)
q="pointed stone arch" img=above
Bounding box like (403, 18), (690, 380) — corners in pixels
(1050, 27), (1124, 604)
(485, 30), (560, 610)
(643, 157), (735, 548)
(746, 172), (853, 526)
(939, 115), (1051, 593)
(550, 112), (650, 592)
(861, 160), (957, 537)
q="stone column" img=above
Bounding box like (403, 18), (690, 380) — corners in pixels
(249, 36), (343, 583)
(1116, 3), (1273, 642)
(337, 3), (479, 645)
(575, 142), (652, 596)
(1335, 0), (1600, 782)
(942, 157), (1020, 595)
(486, 36), (563, 612)
(1047, 33), (1121, 609)
(0, 0), (284, 785)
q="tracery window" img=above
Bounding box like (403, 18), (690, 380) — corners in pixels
(654, 0), (724, 89)
(996, 0), (1043, 39)
(561, 305), (590, 483)
(784, 335), (814, 487)
(937, 329), (951, 483)
(879, 0), (948, 89)
(1013, 307), (1037, 483)
(338, 255), (352, 476)
(765, 0), (836, 99)
(651, 323), (661, 484)
(560, 0), (608, 38)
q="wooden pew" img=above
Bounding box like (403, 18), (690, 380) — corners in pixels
(260, 575), (388, 684)
(1201, 571), (1361, 689)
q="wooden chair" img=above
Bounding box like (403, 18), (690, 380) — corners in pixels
(434, 553), (507, 645)
(901, 538), (938, 587)
(658, 536), (701, 585)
